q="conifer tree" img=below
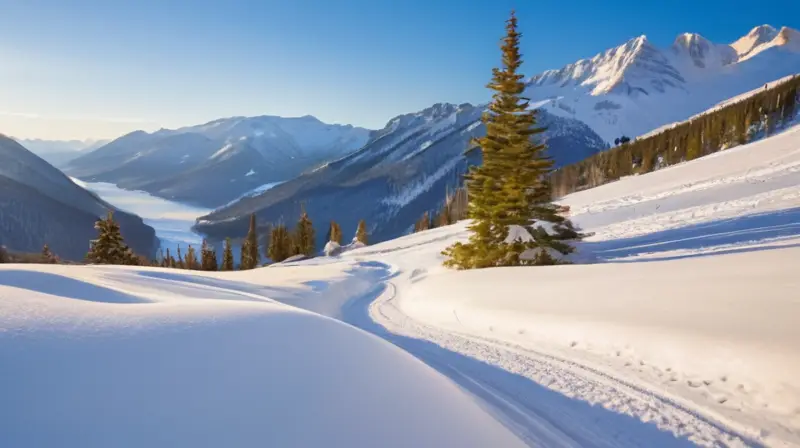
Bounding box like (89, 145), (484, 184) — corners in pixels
(165, 248), (175, 268)
(443, 11), (578, 269)
(294, 211), (316, 256)
(329, 221), (342, 244)
(86, 211), (138, 265)
(185, 245), (198, 270)
(240, 213), (260, 270)
(355, 219), (368, 244)
(268, 224), (292, 262)
(41, 244), (58, 264)
(221, 238), (234, 271)
(176, 245), (185, 269)
(200, 239), (218, 271)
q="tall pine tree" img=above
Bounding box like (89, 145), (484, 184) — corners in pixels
(355, 219), (368, 245)
(295, 211), (316, 256)
(240, 213), (260, 269)
(443, 11), (578, 269)
(185, 245), (198, 270)
(268, 224), (293, 262)
(221, 238), (234, 271)
(200, 239), (218, 271)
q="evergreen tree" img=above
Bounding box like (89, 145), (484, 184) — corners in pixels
(415, 211), (430, 232)
(41, 244), (58, 264)
(294, 211), (316, 256)
(200, 239), (218, 271)
(443, 11), (577, 269)
(176, 245), (185, 269)
(185, 245), (198, 270)
(328, 221), (343, 244)
(268, 224), (293, 262)
(355, 219), (368, 244)
(240, 213), (260, 270)
(86, 211), (138, 265)
(221, 238), (234, 271)
(165, 248), (175, 268)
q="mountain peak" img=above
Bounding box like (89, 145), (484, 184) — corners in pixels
(670, 32), (736, 69)
(747, 24), (778, 39)
(731, 25), (779, 58)
(775, 26), (800, 48)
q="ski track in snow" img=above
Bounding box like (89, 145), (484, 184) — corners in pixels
(339, 260), (760, 448)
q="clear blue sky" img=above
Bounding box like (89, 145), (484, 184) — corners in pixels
(0, 0), (797, 140)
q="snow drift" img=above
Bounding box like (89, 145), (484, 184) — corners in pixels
(0, 264), (524, 448)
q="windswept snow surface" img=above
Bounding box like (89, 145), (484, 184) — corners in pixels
(5, 126), (799, 447)
(338, 125), (800, 447)
(0, 264), (525, 448)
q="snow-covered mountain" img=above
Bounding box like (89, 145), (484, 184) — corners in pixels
(65, 115), (371, 207)
(195, 103), (607, 247)
(0, 134), (157, 260)
(15, 138), (108, 168)
(526, 25), (800, 143)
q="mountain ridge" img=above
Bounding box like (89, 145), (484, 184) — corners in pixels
(66, 116), (372, 208)
(525, 24), (800, 143)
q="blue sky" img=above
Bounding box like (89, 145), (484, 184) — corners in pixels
(0, 0), (797, 140)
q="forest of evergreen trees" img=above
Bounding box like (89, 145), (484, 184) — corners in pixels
(550, 75), (800, 197)
(0, 208), (371, 271)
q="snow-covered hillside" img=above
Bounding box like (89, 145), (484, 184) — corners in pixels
(0, 263), (525, 448)
(4, 124), (798, 446)
(527, 24), (800, 143)
(335, 125), (800, 446)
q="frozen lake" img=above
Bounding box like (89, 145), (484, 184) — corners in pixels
(71, 178), (211, 257)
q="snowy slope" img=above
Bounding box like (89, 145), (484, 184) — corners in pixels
(0, 263), (525, 448)
(335, 124), (800, 447)
(526, 25), (800, 143)
(4, 126), (799, 447)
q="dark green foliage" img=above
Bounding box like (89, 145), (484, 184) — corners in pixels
(240, 213), (260, 270)
(165, 248), (176, 268)
(294, 211), (316, 256)
(221, 238), (234, 271)
(185, 245), (198, 270)
(0, 246), (8, 263)
(443, 11), (578, 269)
(200, 239), (218, 271)
(414, 211), (431, 232)
(551, 74), (800, 197)
(355, 219), (368, 244)
(176, 246), (185, 269)
(268, 224), (293, 262)
(86, 211), (140, 265)
(41, 244), (58, 264)
(329, 221), (343, 244)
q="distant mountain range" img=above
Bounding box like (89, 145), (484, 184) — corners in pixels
(194, 103), (608, 247)
(194, 24), (800, 248)
(15, 138), (108, 168)
(526, 25), (800, 143)
(0, 135), (157, 260)
(65, 116), (370, 207)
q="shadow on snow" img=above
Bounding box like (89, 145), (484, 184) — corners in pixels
(586, 207), (800, 262)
